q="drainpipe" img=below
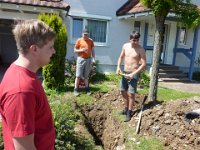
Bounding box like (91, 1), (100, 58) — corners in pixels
(60, 5), (70, 19)
(189, 26), (199, 80)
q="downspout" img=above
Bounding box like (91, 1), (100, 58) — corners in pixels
(189, 26), (199, 80)
(60, 6), (70, 19)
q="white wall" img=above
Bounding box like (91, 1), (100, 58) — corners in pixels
(65, 0), (134, 73)
(192, 0), (200, 5)
(64, 0), (200, 73)
(165, 21), (176, 64)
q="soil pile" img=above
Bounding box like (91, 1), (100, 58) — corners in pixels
(93, 89), (200, 150)
(140, 97), (200, 150)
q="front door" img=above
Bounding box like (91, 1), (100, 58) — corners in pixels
(160, 24), (168, 64)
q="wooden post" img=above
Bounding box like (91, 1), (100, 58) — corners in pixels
(136, 95), (148, 134)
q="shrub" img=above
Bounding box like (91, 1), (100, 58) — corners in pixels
(38, 13), (67, 90)
(48, 94), (94, 149)
(138, 71), (150, 87)
(65, 59), (76, 85)
(192, 71), (200, 81)
(65, 59), (98, 85)
(0, 124), (4, 149)
(195, 53), (200, 69)
(50, 99), (77, 149)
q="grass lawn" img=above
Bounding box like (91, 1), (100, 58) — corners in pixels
(45, 73), (200, 150)
(138, 86), (200, 102)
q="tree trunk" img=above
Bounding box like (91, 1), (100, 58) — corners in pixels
(148, 15), (165, 102)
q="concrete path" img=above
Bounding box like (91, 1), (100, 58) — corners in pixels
(159, 81), (200, 94)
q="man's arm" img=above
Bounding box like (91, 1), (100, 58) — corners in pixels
(116, 46), (125, 74)
(91, 46), (95, 62)
(13, 134), (36, 150)
(74, 47), (87, 53)
(139, 47), (147, 71)
(5, 93), (37, 150)
(74, 39), (87, 53)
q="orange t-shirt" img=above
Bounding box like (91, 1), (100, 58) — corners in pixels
(75, 38), (94, 58)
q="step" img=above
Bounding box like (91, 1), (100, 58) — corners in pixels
(158, 77), (191, 82)
(158, 70), (183, 74)
(159, 66), (180, 70)
(158, 73), (188, 78)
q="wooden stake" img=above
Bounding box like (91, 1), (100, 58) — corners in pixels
(136, 95), (148, 134)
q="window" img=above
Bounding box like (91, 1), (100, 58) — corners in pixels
(72, 18), (108, 45)
(88, 19), (107, 43)
(72, 18), (83, 40)
(179, 27), (187, 45)
(134, 21), (140, 33)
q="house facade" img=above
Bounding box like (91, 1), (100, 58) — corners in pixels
(66, 0), (200, 80)
(116, 0), (200, 80)
(65, 0), (133, 73)
(0, 0), (200, 80)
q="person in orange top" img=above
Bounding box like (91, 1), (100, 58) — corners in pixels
(74, 29), (95, 96)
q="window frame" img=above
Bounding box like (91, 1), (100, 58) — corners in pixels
(134, 21), (141, 33)
(70, 15), (110, 47)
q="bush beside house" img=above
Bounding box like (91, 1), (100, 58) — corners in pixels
(38, 13), (67, 90)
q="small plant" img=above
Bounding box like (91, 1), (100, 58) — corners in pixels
(192, 71), (200, 81)
(0, 124), (4, 149)
(193, 54), (200, 81)
(65, 59), (76, 85)
(195, 54), (200, 68)
(65, 59), (98, 85)
(138, 70), (150, 88)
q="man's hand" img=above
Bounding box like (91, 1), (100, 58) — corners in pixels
(116, 68), (121, 75)
(124, 73), (135, 80)
(82, 48), (87, 53)
(13, 134), (36, 150)
(119, 72), (126, 76)
(92, 58), (96, 64)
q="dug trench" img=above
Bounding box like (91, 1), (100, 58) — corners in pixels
(74, 89), (200, 150)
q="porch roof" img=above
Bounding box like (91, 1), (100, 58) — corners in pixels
(116, 0), (150, 16)
(116, 0), (151, 18)
(0, 0), (70, 11)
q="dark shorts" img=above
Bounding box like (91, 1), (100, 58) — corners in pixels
(120, 72), (139, 94)
(76, 57), (91, 79)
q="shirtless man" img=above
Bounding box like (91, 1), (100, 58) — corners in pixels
(116, 31), (146, 122)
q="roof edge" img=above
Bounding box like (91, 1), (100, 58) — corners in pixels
(116, 0), (139, 16)
(0, 1), (70, 12)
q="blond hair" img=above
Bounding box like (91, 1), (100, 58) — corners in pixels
(12, 19), (55, 54)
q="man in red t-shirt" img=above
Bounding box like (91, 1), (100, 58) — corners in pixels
(0, 20), (56, 150)
(74, 29), (95, 96)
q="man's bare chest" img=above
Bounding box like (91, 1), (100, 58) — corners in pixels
(125, 48), (140, 58)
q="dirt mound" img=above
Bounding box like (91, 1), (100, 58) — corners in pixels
(94, 89), (200, 150)
(140, 97), (200, 150)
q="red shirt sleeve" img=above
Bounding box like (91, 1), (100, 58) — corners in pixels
(4, 92), (36, 137)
